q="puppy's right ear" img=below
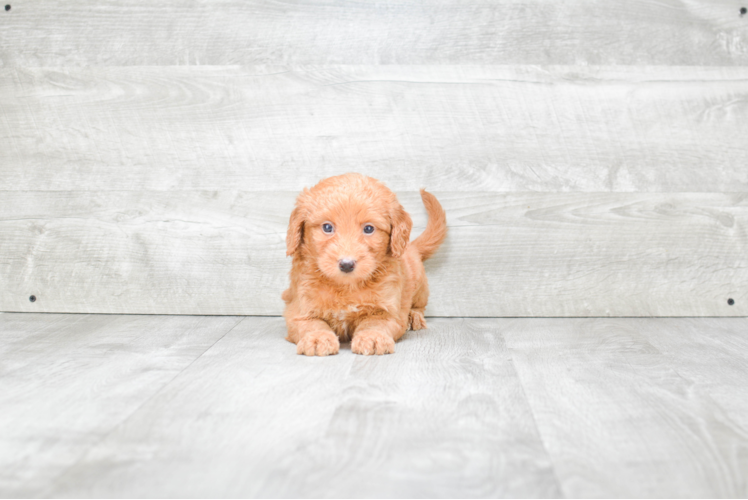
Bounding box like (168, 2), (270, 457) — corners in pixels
(286, 206), (305, 257)
(389, 202), (413, 258)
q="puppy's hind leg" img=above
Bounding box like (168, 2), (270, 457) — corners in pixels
(408, 280), (429, 331)
(409, 309), (427, 330)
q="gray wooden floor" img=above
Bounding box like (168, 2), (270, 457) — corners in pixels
(2, 313), (747, 498)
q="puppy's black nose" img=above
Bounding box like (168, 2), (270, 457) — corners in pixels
(338, 259), (356, 273)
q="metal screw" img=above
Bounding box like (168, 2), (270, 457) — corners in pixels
(742, 7), (747, 16)
(727, 298), (735, 306)
(4, 5), (10, 11)
(29, 295), (37, 303)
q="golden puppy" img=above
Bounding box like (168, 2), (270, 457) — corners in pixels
(282, 173), (447, 356)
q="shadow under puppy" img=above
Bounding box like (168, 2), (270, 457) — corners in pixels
(283, 173), (447, 356)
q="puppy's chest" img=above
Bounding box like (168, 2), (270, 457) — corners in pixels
(310, 283), (398, 315)
(318, 297), (377, 324)
(325, 304), (365, 325)
(310, 288), (389, 329)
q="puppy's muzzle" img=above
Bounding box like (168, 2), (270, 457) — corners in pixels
(338, 259), (356, 273)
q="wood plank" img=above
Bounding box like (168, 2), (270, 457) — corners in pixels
(1, 191), (745, 317)
(503, 318), (748, 498)
(39, 317), (560, 498)
(261, 318), (561, 498)
(0, 313), (243, 498)
(429, 191), (747, 317)
(2, 65), (748, 192)
(639, 318), (748, 437)
(39, 317), (359, 498)
(0, 0), (746, 67)
(6, 315), (748, 497)
(0, 190), (291, 315)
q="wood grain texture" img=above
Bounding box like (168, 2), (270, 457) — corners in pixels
(3, 315), (748, 497)
(258, 319), (560, 497)
(2, 65), (748, 192)
(0, 313), (243, 498)
(1, 191), (745, 316)
(0, 0), (746, 67)
(30, 317), (560, 498)
(640, 318), (748, 438)
(0, 191), (291, 315)
(503, 318), (748, 498)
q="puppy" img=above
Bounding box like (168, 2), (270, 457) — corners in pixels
(282, 173), (447, 356)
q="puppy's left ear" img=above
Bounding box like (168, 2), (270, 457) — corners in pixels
(389, 202), (412, 258)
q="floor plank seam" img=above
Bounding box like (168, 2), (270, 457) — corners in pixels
(502, 333), (567, 498)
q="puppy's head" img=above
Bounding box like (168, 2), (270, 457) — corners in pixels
(287, 173), (412, 284)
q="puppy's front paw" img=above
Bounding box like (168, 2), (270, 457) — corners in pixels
(297, 330), (340, 356)
(409, 310), (427, 330)
(351, 330), (395, 356)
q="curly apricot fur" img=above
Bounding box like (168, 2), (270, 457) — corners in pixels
(283, 173), (447, 356)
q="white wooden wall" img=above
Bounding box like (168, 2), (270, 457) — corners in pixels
(1, 0), (746, 316)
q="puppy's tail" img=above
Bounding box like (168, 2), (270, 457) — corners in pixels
(411, 189), (447, 261)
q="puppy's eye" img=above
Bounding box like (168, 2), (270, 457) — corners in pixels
(363, 224), (375, 234)
(322, 223), (334, 234)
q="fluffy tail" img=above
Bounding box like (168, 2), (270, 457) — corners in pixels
(411, 189), (447, 261)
